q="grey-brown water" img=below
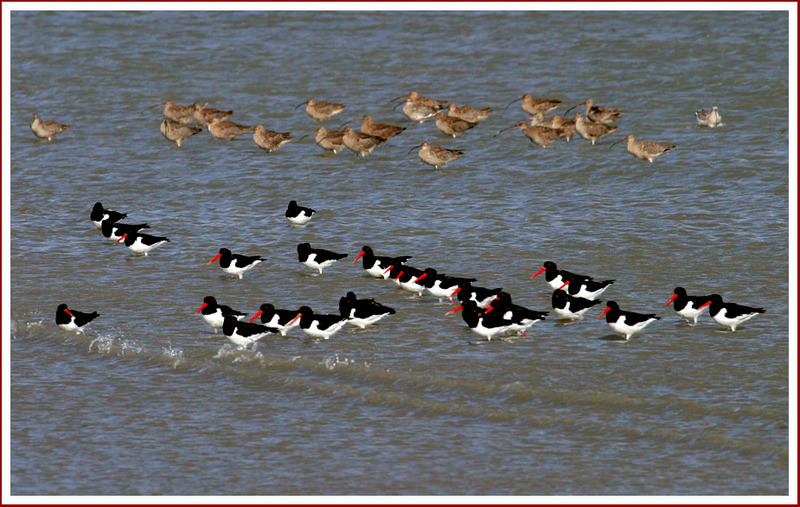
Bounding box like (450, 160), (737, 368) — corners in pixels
(9, 10), (791, 496)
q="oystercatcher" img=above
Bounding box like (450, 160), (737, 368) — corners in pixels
(530, 261), (590, 291)
(208, 248), (264, 279)
(116, 231), (170, 256)
(386, 264), (428, 296)
(297, 243), (347, 274)
(195, 296), (247, 333)
(446, 300), (514, 341)
(698, 294), (765, 332)
(416, 268), (477, 303)
(90, 202), (127, 229)
(666, 287), (713, 325)
(559, 275), (615, 301)
(285, 200), (316, 226)
(598, 301), (660, 340)
(551, 290), (602, 320)
(352, 245), (412, 279)
(221, 315), (279, 348)
(454, 281), (503, 308)
(100, 220), (150, 242)
(488, 291), (548, 335)
(288, 306), (348, 339)
(55, 304), (99, 334)
(248, 303), (302, 336)
(338, 291), (396, 329)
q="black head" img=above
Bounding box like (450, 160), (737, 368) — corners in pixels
(297, 242), (311, 253)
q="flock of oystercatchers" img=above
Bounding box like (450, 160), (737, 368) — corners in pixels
(54, 199), (766, 347)
(44, 91), (759, 345)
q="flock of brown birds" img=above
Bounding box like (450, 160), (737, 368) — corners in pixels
(30, 92), (724, 166)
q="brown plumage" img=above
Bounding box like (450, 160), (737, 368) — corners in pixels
(358, 115), (405, 139)
(574, 113), (618, 145)
(159, 100), (195, 124)
(507, 94), (562, 115)
(342, 127), (386, 157)
(30, 114), (69, 141)
(395, 91), (448, 122)
(253, 125), (291, 152)
(411, 142), (463, 169)
(611, 134), (675, 162)
(501, 121), (561, 148)
(297, 98), (345, 121)
(447, 103), (492, 123)
(207, 118), (254, 140)
(192, 102), (233, 127)
(160, 118), (201, 147)
(435, 112), (477, 138)
(580, 99), (621, 124)
(312, 126), (346, 154)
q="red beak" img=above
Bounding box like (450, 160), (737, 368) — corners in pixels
(698, 300), (711, 310)
(64, 308), (74, 317)
(445, 304), (464, 316)
(353, 251), (365, 263)
(666, 294), (678, 307)
(288, 313), (302, 326)
(195, 303), (208, 314)
(116, 233), (128, 243)
(207, 253), (222, 265)
(248, 310), (263, 323)
(530, 267), (546, 279)
(558, 280), (570, 290)
(598, 307), (610, 319)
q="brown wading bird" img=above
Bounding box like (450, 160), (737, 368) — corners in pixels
(574, 113), (619, 145)
(447, 103), (492, 123)
(505, 94), (562, 115)
(435, 112), (477, 138)
(160, 118), (201, 147)
(565, 99), (621, 124)
(499, 121), (562, 148)
(192, 102), (233, 127)
(392, 91), (448, 122)
(30, 113), (70, 141)
(342, 127), (386, 157)
(529, 113), (577, 142)
(409, 142), (463, 169)
(609, 134), (675, 163)
(207, 118), (254, 140)
(351, 115), (406, 139)
(304, 126), (346, 154)
(253, 125), (292, 152)
(296, 98), (346, 121)
(695, 106), (722, 127)
(155, 100), (195, 124)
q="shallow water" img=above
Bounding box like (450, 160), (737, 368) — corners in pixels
(8, 9), (791, 496)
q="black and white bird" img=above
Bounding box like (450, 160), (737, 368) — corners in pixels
(699, 294), (765, 332)
(598, 301), (660, 340)
(221, 315), (279, 348)
(416, 268), (477, 303)
(666, 287), (713, 325)
(446, 299), (515, 341)
(248, 303), (302, 336)
(352, 245), (412, 279)
(90, 202), (127, 229)
(296, 243), (347, 274)
(338, 291), (396, 329)
(100, 220), (150, 242)
(285, 200), (316, 226)
(488, 291), (548, 335)
(195, 296), (247, 333)
(208, 248), (264, 279)
(288, 306), (348, 339)
(55, 303), (99, 334)
(116, 231), (170, 256)
(551, 290), (602, 320)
